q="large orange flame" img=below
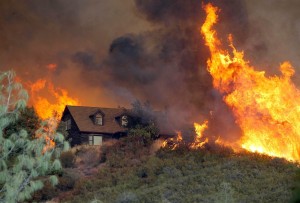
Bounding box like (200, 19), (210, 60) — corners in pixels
(28, 79), (80, 120)
(201, 3), (300, 161)
(25, 77), (80, 151)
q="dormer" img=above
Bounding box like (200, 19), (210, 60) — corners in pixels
(115, 112), (130, 128)
(121, 115), (128, 127)
(90, 110), (105, 126)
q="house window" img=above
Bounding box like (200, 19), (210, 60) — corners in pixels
(95, 114), (103, 125)
(121, 115), (128, 127)
(94, 136), (102, 145)
(66, 119), (71, 130)
(88, 135), (103, 145)
(89, 135), (93, 145)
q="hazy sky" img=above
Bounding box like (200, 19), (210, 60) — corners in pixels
(1, 0), (300, 110)
(0, 0), (152, 107)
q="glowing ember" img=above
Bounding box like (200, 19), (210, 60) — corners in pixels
(201, 3), (300, 161)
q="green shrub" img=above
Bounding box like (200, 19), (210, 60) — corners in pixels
(57, 169), (80, 191)
(291, 169), (300, 203)
(60, 151), (76, 168)
(115, 191), (139, 203)
(31, 180), (58, 202)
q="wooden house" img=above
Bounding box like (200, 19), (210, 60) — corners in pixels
(61, 105), (131, 146)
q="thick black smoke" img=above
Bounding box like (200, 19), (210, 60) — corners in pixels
(73, 0), (249, 140)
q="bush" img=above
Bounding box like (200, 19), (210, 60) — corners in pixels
(81, 147), (100, 167)
(57, 169), (80, 191)
(32, 180), (58, 202)
(115, 192), (139, 203)
(60, 151), (76, 168)
(292, 169), (300, 202)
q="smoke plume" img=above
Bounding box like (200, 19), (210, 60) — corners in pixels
(1, 0), (300, 141)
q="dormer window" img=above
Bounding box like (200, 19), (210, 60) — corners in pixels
(95, 114), (103, 125)
(121, 115), (128, 127)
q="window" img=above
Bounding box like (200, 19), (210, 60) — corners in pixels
(89, 135), (93, 145)
(94, 136), (102, 145)
(95, 114), (103, 125)
(88, 135), (102, 145)
(121, 115), (128, 127)
(66, 119), (71, 130)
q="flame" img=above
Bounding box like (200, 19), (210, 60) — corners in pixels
(201, 3), (300, 161)
(28, 79), (80, 120)
(26, 78), (80, 151)
(190, 121), (209, 149)
(162, 120), (209, 150)
(162, 131), (183, 150)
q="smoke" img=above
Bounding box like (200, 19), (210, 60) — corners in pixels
(72, 0), (250, 140)
(242, 0), (300, 80)
(0, 0), (149, 107)
(1, 0), (300, 141)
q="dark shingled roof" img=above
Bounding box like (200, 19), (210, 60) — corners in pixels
(65, 105), (127, 134)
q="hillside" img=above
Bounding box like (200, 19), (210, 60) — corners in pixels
(33, 138), (298, 203)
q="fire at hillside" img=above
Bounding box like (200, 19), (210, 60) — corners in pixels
(164, 3), (300, 163)
(3, 1), (300, 163)
(13, 74), (81, 150)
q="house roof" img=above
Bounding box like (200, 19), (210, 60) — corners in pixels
(63, 105), (127, 134)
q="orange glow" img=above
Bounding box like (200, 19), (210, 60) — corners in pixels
(29, 79), (80, 120)
(47, 63), (57, 72)
(29, 79), (46, 92)
(201, 3), (300, 161)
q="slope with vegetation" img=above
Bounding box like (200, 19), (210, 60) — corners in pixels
(33, 135), (299, 203)
(29, 100), (300, 203)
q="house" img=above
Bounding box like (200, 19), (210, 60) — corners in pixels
(61, 105), (131, 146)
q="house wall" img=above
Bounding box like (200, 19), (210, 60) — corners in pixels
(79, 133), (127, 146)
(62, 112), (83, 146)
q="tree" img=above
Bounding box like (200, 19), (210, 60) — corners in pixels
(0, 71), (69, 203)
(4, 106), (41, 139)
(128, 100), (159, 145)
